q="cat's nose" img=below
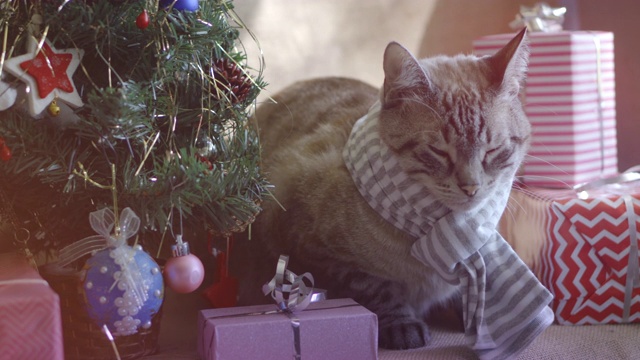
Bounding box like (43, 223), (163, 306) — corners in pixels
(460, 184), (480, 197)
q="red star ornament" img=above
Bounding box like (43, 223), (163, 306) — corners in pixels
(3, 39), (84, 117)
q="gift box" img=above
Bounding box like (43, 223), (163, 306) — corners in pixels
(473, 30), (617, 188)
(0, 252), (64, 360)
(499, 178), (640, 325)
(197, 298), (378, 360)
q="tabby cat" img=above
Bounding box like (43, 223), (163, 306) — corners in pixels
(236, 29), (531, 350)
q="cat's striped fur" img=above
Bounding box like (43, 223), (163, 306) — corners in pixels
(235, 29), (530, 350)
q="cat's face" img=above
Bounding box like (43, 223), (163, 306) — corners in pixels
(378, 29), (530, 211)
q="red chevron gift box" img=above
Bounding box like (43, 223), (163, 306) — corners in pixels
(474, 30), (617, 188)
(0, 252), (64, 360)
(500, 175), (640, 325)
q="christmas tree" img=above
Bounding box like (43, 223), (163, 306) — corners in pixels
(0, 0), (269, 259)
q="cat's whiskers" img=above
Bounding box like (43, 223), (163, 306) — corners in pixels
(515, 173), (571, 189)
(502, 193), (527, 223)
(522, 154), (569, 175)
(520, 153), (573, 188)
(510, 183), (541, 198)
(502, 203), (517, 224)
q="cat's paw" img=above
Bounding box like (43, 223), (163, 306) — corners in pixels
(378, 317), (431, 350)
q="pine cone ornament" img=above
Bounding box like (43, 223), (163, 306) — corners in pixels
(211, 58), (252, 106)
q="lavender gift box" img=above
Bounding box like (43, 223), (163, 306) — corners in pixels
(197, 298), (378, 360)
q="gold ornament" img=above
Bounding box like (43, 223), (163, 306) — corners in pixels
(47, 99), (61, 116)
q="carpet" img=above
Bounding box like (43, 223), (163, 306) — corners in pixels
(379, 323), (640, 360)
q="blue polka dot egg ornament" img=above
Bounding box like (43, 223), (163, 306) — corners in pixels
(81, 207), (164, 336)
(84, 244), (164, 336)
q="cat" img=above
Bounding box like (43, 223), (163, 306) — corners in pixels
(235, 28), (531, 350)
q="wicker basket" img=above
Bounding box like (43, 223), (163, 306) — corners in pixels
(41, 264), (163, 360)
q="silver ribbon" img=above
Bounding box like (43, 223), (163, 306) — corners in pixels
(262, 255), (315, 313)
(262, 255), (315, 360)
(623, 194), (639, 322)
(584, 34), (607, 179)
(509, 2), (567, 32)
(573, 170), (640, 198)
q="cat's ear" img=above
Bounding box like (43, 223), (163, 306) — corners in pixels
(485, 27), (529, 97)
(382, 42), (431, 108)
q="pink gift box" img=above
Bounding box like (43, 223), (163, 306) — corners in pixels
(197, 298), (378, 360)
(0, 253), (64, 360)
(474, 31), (617, 188)
(500, 180), (640, 325)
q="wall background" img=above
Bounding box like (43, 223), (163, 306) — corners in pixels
(234, 0), (639, 171)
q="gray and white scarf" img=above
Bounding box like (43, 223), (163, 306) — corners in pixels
(343, 103), (554, 359)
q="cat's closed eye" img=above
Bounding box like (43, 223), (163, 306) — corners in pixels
(428, 145), (449, 159)
(484, 146), (514, 169)
(483, 147), (501, 163)
(414, 148), (446, 170)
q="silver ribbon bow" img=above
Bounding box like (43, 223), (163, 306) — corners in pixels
(262, 255), (316, 360)
(262, 254), (315, 313)
(509, 2), (567, 32)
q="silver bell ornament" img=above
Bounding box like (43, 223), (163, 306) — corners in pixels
(196, 135), (219, 160)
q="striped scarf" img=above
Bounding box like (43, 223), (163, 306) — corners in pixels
(343, 103), (554, 359)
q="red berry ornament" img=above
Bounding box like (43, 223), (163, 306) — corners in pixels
(0, 138), (11, 162)
(136, 10), (150, 30)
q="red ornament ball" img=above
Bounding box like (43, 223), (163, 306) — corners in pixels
(164, 253), (205, 293)
(136, 10), (150, 30)
(0, 138), (11, 162)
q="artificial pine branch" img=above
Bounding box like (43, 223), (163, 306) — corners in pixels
(0, 0), (269, 257)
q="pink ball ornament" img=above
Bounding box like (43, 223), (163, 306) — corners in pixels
(164, 236), (205, 293)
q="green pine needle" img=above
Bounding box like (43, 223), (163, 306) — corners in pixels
(0, 0), (269, 256)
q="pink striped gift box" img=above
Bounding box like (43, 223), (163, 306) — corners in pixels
(473, 31), (618, 188)
(0, 253), (64, 360)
